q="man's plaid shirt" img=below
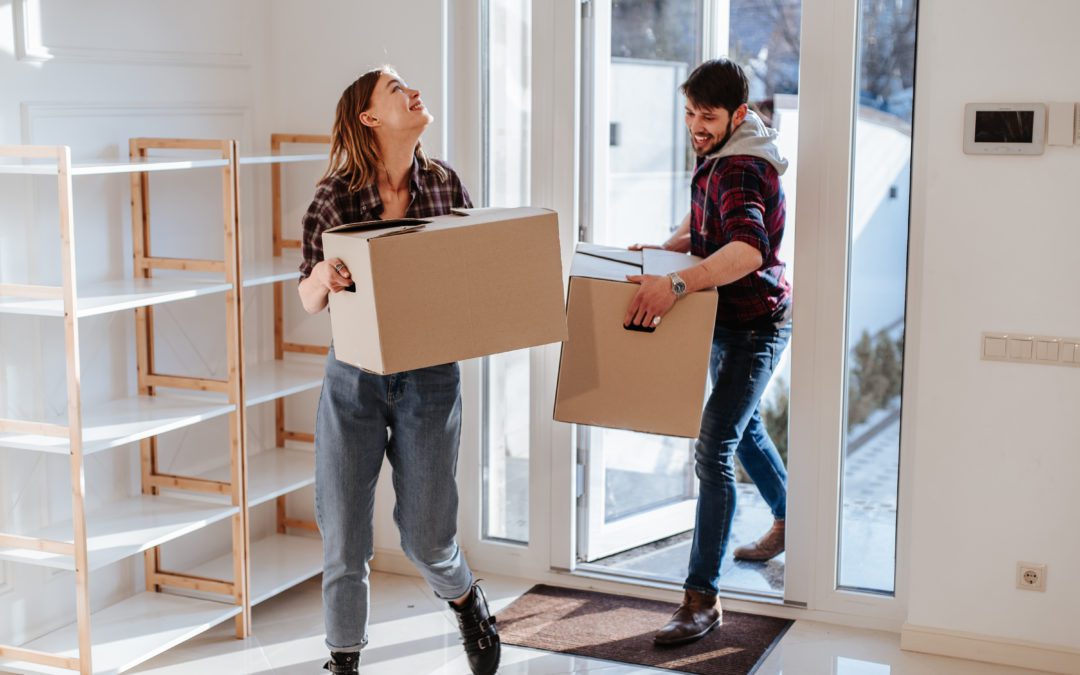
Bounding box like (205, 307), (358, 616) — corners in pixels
(299, 158), (473, 280)
(689, 154), (792, 329)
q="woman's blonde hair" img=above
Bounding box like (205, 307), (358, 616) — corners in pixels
(323, 66), (447, 192)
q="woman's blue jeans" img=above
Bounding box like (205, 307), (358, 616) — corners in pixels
(315, 346), (474, 652)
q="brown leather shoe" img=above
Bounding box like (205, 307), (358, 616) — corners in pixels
(654, 590), (722, 646)
(733, 519), (785, 561)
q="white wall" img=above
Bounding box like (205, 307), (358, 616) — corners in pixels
(904, 0), (1080, 653)
(0, 0), (456, 644)
(0, 0), (279, 645)
(266, 0), (450, 561)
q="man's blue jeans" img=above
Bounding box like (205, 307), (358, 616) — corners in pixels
(685, 322), (791, 595)
(315, 345), (474, 653)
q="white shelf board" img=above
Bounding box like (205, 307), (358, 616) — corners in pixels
(0, 495), (239, 571)
(238, 153), (328, 166)
(241, 256), (301, 288)
(0, 592), (240, 675)
(0, 277), (233, 318)
(244, 358), (324, 407)
(197, 446), (314, 507)
(0, 394), (235, 456)
(0, 156), (229, 176)
(185, 533), (322, 607)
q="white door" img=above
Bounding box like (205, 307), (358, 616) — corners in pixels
(575, 0), (707, 562)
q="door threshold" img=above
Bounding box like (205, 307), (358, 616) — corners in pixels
(571, 562), (789, 607)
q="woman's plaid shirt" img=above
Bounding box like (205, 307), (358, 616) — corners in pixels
(299, 158), (473, 280)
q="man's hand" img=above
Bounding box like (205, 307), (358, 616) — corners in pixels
(313, 258), (353, 293)
(624, 274), (677, 328)
(628, 243), (664, 251)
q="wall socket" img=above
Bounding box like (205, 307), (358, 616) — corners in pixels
(1017, 562), (1047, 592)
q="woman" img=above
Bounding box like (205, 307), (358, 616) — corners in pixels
(298, 67), (500, 675)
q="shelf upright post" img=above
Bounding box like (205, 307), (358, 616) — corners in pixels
(58, 145), (93, 675)
(221, 139), (252, 637)
(128, 140), (163, 597)
(268, 133), (329, 534)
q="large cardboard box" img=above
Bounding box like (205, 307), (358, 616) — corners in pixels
(323, 207), (567, 375)
(554, 243), (717, 438)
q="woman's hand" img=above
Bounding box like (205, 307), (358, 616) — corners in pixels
(624, 274), (677, 328)
(313, 258), (353, 293)
(298, 258), (352, 314)
(628, 243), (664, 251)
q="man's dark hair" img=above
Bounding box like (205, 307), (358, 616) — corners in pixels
(680, 59), (749, 115)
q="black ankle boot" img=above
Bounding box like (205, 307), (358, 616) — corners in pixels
(323, 651), (359, 674)
(450, 583), (501, 675)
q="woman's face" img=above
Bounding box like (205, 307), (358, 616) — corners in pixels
(363, 72), (433, 135)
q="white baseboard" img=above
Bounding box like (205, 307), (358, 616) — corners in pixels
(902, 623), (1080, 674)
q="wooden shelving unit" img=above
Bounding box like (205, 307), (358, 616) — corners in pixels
(229, 133), (330, 611)
(0, 134), (332, 673)
(0, 141), (251, 675)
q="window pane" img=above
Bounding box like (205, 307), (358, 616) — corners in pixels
(728, 0), (803, 532)
(593, 0), (704, 534)
(483, 350), (530, 542)
(838, 0), (918, 592)
(481, 0), (531, 543)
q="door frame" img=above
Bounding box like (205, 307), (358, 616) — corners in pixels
(447, 0), (915, 627)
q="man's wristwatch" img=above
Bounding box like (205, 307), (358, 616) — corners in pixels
(668, 272), (687, 298)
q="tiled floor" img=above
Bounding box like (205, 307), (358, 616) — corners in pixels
(123, 571), (1045, 675)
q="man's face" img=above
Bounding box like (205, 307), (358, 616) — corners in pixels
(684, 101), (744, 156)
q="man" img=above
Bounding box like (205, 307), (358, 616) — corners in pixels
(625, 58), (792, 646)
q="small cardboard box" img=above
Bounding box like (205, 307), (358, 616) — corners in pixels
(323, 207), (567, 375)
(553, 243), (717, 438)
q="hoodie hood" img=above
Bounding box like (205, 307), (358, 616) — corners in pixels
(703, 109), (788, 176)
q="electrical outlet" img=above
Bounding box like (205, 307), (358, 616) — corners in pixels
(1017, 562), (1047, 592)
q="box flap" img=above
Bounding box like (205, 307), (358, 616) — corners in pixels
(434, 206), (554, 225)
(570, 243), (641, 282)
(642, 248), (704, 277)
(576, 242), (642, 266)
(325, 218), (428, 240)
(399, 207), (556, 237)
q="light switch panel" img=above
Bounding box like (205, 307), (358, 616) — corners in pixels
(1062, 341), (1080, 366)
(1035, 338), (1061, 362)
(1007, 337), (1033, 360)
(1048, 102), (1077, 146)
(982, 334), (1008, 360)
(983, 332), (1080, 368)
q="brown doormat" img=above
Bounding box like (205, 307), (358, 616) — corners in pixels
(497, 585), (793, 675)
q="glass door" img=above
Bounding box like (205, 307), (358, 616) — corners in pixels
(577, 0), (803, 599)
(576, 0), (706, 563)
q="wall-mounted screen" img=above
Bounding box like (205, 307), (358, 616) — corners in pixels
(974, 110), (1034, 143)
(964, 103), (1045, 155)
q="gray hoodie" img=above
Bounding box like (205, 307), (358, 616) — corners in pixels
(697, 109), (788, 228)
(702, 109), (788, 176)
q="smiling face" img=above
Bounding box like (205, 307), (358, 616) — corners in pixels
(359, 71), (433, 135)
(685, 100), (747, 156)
